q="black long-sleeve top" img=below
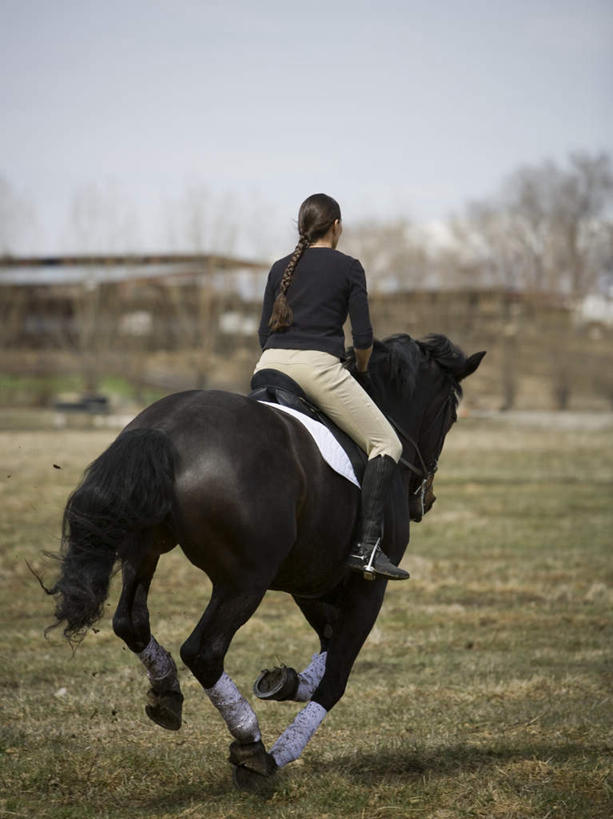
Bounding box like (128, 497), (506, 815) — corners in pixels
(258, 247), (374, 359)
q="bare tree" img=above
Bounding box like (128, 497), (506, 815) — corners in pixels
(550, 153), (613, 295)
(68, 181), (140, 253)
(449, 203), (524, 290)
(502, 162), (558, 291)
(0, 174), (37, 255)
(162, 184), (238, 255)
(342, 218), (428, 292)
(159, 184), (242, 386)
(451, 152), (613, 296)
(55, 183), (141, 392)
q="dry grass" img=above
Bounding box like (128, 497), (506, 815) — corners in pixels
(0, 416), (612, 817)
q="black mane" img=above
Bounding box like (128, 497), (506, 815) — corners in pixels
(347, 332), (466, 404)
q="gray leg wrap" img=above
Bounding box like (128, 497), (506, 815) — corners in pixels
(205, 672), (262, 744)
(271, 701), (327, 768)
(295, 651), (328, 702)
(138, 636), (180, 690)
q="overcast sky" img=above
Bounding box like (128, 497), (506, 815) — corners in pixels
(1, 0), (611, 256)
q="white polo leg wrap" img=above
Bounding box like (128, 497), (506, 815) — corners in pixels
(296, 651), (328, 702)
(205, 672), (261, 744)
(271, 701), (327, 768)
(138, 636), (177, 685)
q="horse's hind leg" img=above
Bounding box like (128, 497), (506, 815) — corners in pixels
(112, 550), (183, 731)
(180, 585), (276, 777)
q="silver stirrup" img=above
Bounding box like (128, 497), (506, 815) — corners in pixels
(362, 538), (380, 581)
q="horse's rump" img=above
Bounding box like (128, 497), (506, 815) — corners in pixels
(126, 389), (360, 594)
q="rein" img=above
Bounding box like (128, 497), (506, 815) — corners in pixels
(386, 406), (445, 516)
(384, 387), (455, 493)
(387, 413), (431, 516)
(386, 414), (428, 478)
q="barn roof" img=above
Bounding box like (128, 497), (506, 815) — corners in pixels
(0, 253), (269, 286)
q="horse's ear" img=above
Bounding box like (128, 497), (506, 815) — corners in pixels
(459, 351), (486, 380)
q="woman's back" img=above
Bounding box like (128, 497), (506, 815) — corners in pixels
(259, 247), (372, 358)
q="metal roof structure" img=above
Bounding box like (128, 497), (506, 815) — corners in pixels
(0, 253), (269, 286)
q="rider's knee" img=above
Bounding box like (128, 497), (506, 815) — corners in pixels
(388, 435), (403, 463)
(369, 434), (403, 463)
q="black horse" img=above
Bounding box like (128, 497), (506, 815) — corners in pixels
(43, 333), (484, 787)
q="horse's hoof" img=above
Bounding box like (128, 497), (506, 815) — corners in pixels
(232, 763), (276, 794)
(145, 689), (184, 731)
(253, 665), (299, 701)
(229, 739), (278, 777)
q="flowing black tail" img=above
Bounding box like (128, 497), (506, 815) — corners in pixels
(45, 428), (176, 644)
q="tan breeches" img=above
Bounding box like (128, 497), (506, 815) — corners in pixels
(254, 348), (403, 462)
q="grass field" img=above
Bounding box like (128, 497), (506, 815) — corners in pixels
(1, 415), (612, 818)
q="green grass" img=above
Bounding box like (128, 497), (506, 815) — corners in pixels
(0, 418), (612, 817)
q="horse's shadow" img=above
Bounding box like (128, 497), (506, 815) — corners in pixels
(135, 768), (289, 810)
(133, 740), (602, 811)
(132, 778), (248, 814)
(311, 741), (603, 785)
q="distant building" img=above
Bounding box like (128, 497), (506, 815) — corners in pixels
(578, 293), (613, 327)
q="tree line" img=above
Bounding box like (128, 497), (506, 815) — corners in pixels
(1, 151), (612, 299)
(343, 152), (612, 298)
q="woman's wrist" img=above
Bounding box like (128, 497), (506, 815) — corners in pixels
(354, 345), (373, 373)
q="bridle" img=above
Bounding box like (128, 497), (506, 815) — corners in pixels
(352, 350), (459, 514)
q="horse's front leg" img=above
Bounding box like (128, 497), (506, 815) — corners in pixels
(255, 649), (329, 702)
(254, 596), (339, 702)
(113, 553), (184, 730)
(179, 585), (276, 778)
(270, 577), (388, 769)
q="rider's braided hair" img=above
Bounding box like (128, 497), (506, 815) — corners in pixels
(268, 193), (341, 332)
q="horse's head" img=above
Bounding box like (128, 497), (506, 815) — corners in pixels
(347, 334), (485, 521)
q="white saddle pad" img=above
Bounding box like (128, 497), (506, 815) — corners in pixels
(259, 401), (360, 487)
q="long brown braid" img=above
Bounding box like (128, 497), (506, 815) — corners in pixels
(268, 193), (341, 332)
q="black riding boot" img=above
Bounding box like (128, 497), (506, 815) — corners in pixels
(346, 455), (410, 581)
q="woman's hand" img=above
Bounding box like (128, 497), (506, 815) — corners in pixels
(354, 345), (373, 373)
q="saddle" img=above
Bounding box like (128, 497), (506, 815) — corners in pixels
(249, 369), (367, 483)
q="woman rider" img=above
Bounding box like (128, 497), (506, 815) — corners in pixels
(254, 193), (409, 581)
